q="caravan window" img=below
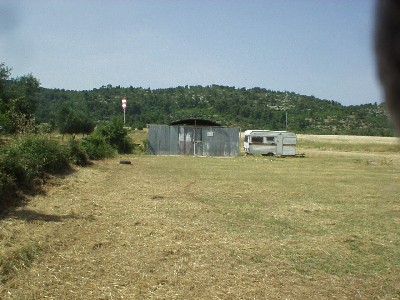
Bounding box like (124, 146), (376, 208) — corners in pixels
(244, 135), (249, 142)
(266, 136), (275, 142)
(251, 136), (263, 143)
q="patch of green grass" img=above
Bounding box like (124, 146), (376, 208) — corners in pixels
(0, 242), (42, 283)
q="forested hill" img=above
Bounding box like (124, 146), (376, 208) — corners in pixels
(35, 85), (394, 136)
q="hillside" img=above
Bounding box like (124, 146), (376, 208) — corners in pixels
(35, 85), (394, 136)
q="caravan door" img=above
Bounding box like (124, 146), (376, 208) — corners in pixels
(276, 134), (283, 156)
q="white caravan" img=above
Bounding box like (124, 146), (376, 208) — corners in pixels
(243, 130), (297, 156)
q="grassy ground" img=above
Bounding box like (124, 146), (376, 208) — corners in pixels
(0, 134), (399, 299)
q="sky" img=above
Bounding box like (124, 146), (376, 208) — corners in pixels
(1, 0), (382, 106)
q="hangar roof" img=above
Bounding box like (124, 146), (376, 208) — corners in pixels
(169, 119), (221, 126)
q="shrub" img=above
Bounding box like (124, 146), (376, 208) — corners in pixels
(1, 135), (69, 188)
(64, 139), (90, 166)
(0, 164), (16, 202)
(80, 134), (115, 160)
(57, 105), (95, 137)
(138, 138), (148, 154)
(95, 118), (135, 154)
(117, 135), (135, 154)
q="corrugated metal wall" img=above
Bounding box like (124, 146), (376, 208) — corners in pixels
(148, 124), (240, 157)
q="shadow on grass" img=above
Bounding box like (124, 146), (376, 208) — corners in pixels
(8, 208), (81, 223)
(0, 192), (28, 217)
(0, 167), (79, 220)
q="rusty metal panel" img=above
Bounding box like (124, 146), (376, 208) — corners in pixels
(178, 126), (194, 155)
(202, 127), (239, 157)
(228, 127), (240, 157)
(194, 127), (203, 156)
(147, 124), (171, 155)
(148, 124), (239, 157)
(169, 126), (179, 154)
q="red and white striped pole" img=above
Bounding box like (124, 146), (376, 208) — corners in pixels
(121, 98), (127, 125)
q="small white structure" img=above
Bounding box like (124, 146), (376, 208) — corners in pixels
(243, 130), (297, 156)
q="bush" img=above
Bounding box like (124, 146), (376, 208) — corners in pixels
(138, 138), (148, 154)
(117, 135), (135, 154)
(1, 135), (69, 189)
(0, 164), (16, 201)
(64, 139), (90, 166)
(95, 118), (135, 154)
(80, 134), (115, 160)
(77, 118), (135, 160)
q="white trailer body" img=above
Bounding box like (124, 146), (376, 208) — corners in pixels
(243, 130), (297, 156)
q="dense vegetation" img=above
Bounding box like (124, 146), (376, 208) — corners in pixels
(0, 64), (135, 206)
(0, 118), (135, 206)
(35, 84), (394, 136)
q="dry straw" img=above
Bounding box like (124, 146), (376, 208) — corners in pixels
(1, 135), (399, 299)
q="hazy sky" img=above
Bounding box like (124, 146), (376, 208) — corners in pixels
(1, 0), (382, 105)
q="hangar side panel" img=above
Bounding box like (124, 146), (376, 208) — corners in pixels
(229, 127), (240, 157)
(212, 127), (227, 157)
(147, 124), (170, 155)
(149, 125), (239, 157)
(169, 126), (179, 155)
(203, 127), (239, 157)
(147, 124), (158, 155)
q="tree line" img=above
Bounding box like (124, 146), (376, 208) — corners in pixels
(0, 63), (395, 137)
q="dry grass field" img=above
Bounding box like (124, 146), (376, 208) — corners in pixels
(0, 134), (399, 299)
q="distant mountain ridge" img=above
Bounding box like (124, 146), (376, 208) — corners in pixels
(35, 85), (394, 136)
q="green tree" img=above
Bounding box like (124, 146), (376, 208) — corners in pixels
(94, 117), (134, 153)
(0, 64), (40, 133)
(57, 105), (95, 137)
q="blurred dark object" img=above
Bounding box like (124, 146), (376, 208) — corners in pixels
(375, 0), (400, 133)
